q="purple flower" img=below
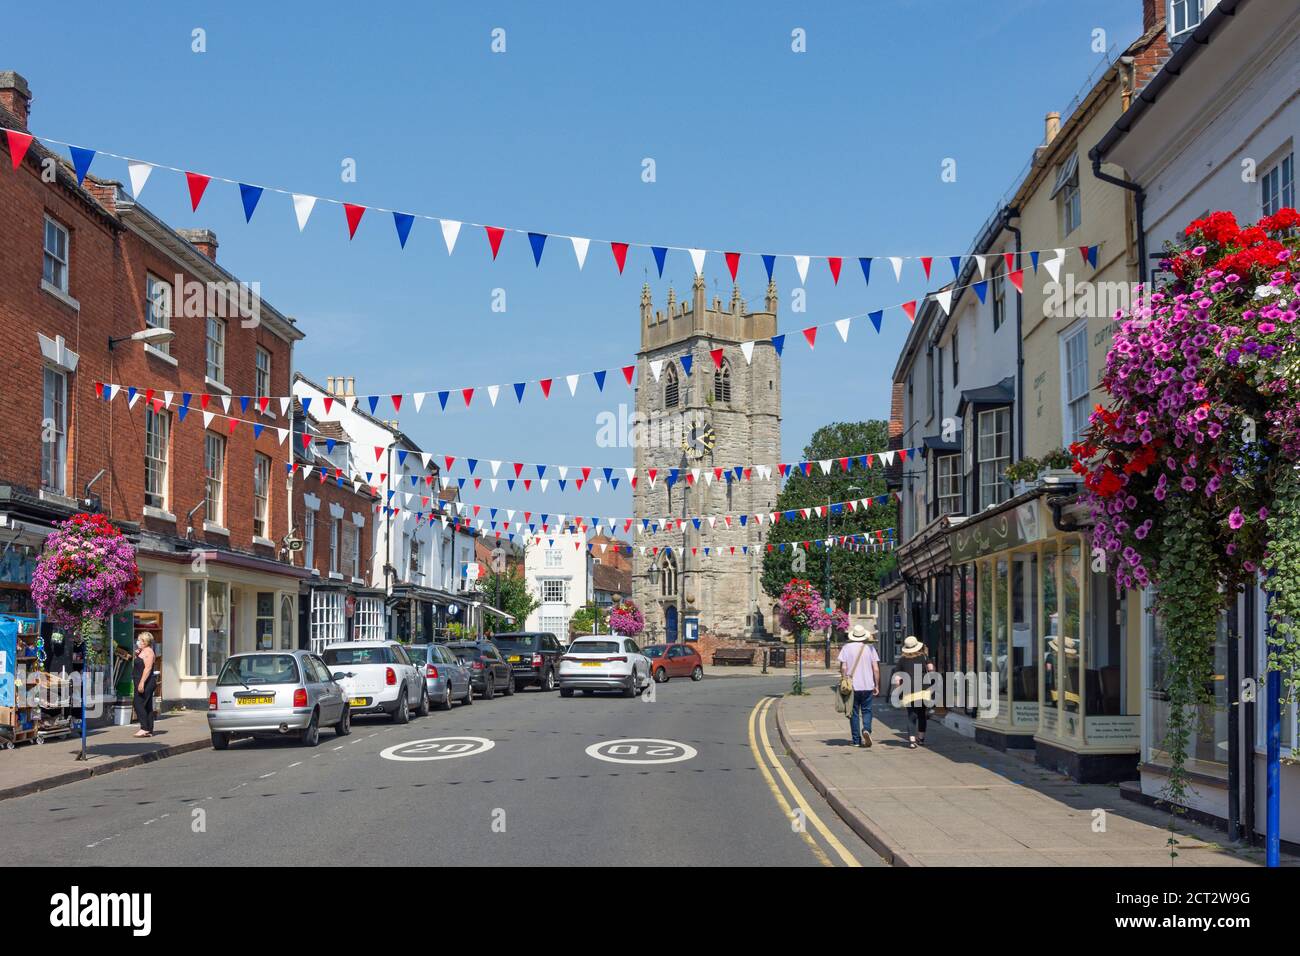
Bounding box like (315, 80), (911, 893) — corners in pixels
(1228, 508), (1245, 530)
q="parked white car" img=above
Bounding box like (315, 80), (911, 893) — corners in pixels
(558, 636), (651, 698)
(322, 641), (428, 723)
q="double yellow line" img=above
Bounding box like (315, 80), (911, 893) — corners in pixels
(747, 695), (862, 867)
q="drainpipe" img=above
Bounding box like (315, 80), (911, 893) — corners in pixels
(1002, 206), (1025, 461)
(1088, 149), (1148, 285)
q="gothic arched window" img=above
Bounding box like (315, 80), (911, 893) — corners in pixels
(664, 362), (680, 409)
(660, 552), (678, 598)
(713, 358), (732, 404)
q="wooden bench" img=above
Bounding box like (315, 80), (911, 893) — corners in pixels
(712, 647), (756, 666)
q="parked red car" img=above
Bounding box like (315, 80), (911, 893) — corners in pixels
(643, 644), (704, 683)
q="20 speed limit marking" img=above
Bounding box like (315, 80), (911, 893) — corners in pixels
(585, 738), (698, 765)
(380, 736), (495, 762)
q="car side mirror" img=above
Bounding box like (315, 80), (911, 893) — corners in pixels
(333, 671), (353, 680)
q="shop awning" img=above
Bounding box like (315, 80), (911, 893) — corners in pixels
(922, 432), (962, 453)
(476, 603), (515, 624)
(956, 377), (1015, 416)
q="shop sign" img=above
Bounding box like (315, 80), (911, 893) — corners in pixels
(1085, 715), (1140, 747)
(1012, 701), (1039, 725)
(949, 501), (1043, 563)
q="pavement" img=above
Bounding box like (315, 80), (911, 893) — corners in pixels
(0, 674), (885, 867)
(0, 710), (212, 801)
(778, 684), (1291, 867)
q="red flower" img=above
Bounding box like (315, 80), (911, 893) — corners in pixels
(1260, 207), (1300, 233)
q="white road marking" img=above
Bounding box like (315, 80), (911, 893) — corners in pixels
(584, 738), (698, 765)
(380, 736), (495, 762)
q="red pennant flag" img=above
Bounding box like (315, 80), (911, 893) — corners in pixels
(1003, 251), (1015, 272)
(485, 226), (505, 259)
(6, 130), (33, 170)
(473, 478), (481, 490)
(444, 456), (456, 472)
(899, 448), (910, 463)
(648, 468), (658, 483)
(93, 381), (104, 399)
(575, 479), (585, 490)
(374, 446), (385, 461)
(744, 468), (752, 481)
(301, 433), (312, 448)
(144, 388), (155, 406)
(152, 397), (164, 414)
(227, 417), (238, 434)
(391, 394), (402, 413)
(539, 378), (553, 398)
(1079, 245), (1091, 265)
(185, 171), (211, 211)
(802, 326), (818, 349)
(523, 479), (532, 491)
(901, 300), (917, 323)
(344, 203), (366, 239)
(622, 365), (635, 386)
(1008, 269), (1024, 293)
(513, 462), (524, 478)
(610, 242), (629, 273)
(462, 387), (474, 407)
(840, 457), (850, 472)
(710, 348), (725, 369)
(581, 467), (591, 481)
(630, 477), (637, 489)
(920, 256), (933, 279)
(320, 396), (333, 415)
(725, 252), (740, 281)
(827, 256), (842, 284)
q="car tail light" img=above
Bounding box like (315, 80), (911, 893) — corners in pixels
(386, 667), (396, 686)
(293, 688), (308, 708)
(605, 656), (627, 663)
(208, 692), (218, 711)
(472, 660), (483, 670)
(426, 664), (439, 679)
(532, 653), (543, 667)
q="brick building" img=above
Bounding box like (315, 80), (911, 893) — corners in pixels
(0, 71), (307, 705)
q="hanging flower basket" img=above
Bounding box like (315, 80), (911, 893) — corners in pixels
(609, 599), (644, 637)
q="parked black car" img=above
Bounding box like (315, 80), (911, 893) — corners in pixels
(489, 631), (564, 692)
(446, 640), (515, 700)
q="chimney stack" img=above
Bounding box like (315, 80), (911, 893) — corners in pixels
(178, 228), (218, 261)
(0, 71), (32, 129)
(326, 376), (336, 395)
(1044, 111), (1061, 146)
(1142, 0), (1162, 34)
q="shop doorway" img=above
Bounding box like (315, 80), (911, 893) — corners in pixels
(665, 604), (678, 643)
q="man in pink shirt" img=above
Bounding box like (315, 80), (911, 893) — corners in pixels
(836, 624), (881, 747)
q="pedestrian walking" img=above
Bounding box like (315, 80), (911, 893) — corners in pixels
(891, 635), (935, 749)
(836, 623), (880, 748)
(132, 632), (157, 738)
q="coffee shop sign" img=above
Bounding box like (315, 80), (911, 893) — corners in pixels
(949, 502), (1042, 563)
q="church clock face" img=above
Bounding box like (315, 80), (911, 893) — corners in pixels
(681, 421), (716, 459)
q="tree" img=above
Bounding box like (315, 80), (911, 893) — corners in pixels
(481, 569), (539, 636)
(760, 420), (898, 612)
(569, 603), (608, 636)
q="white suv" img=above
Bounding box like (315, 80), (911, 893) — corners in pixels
(322, 641), (428, 723)
(558, 636), (651, 698)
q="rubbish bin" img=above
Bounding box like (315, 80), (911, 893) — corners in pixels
(767, 645), (787, 669)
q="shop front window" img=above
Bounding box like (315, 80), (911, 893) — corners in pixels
(256, 592), (275, 651)
(1060, 540), (1083, 736)
(186, 580), (230, 679)
(995, 557), (1009, 720)
(354, 597), (385, 642)
(1042, 546), (1059, 736)
(1147, 592), (1229, 777)
(978, 560), (995, 718)
(1011, 550), (1039, 726)
(280, 594), (296, 651)
(310, 590), (346, 653)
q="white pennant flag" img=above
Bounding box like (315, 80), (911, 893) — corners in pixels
(741, 340), (756, 365)
(487, 385), (500, 407)
(889, 257), (904, 282)
(219, 395), (231, 414)
(593, 479), (602, 492)
(566, 374), (580, 397)
(880, 450), (896, 466)
(819, 459), (832, 475)
(570, 236), (590, 270)
(127, 392), (141, 410)
(1044, 248), (1066, 283)
(975, 254), (987, 278)
(934, 289), (953, 315)
(440, 219), (462, 255)
(127, 161), (153, 198)
(420, 452), (433, 469)
(279, 396), (291, 416)
(163, 391), (174, 408)
(688, 248), (706, 275)
(292, 194), (317, 231)
(412, 392), (425, 413)
(835, 318), (851, 342)
(277, 427), (288, 445)
(489, 460), (501, 476)
(202, 411), (215, 428)
(650, 359), (665, 382)
(490, 479), (499, 492)
(558, 466), (569, 481)
(302, 466), (314, 481)
(794, 255), (810, 284)
(540, 479), (549, 493)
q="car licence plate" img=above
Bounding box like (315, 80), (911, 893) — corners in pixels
(581, 662), (601, 668)
(508, 656), (521, 662)
(236, 696), (274, 705)
(349, 697), (370, 707)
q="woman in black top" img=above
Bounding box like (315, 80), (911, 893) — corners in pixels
(890, 636), (935, 749)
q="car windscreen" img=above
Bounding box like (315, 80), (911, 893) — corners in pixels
(323, 646), (393, 666)
(218, 654), (300, 686)
(449, 646), (480, 661)
(490, 637), (535, 653)
(642, 646), (666, 658)
(567, 641), (619, 655)
(405, 645), (430, 662)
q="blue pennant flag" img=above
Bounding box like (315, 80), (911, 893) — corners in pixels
(858, 455), (868, 468)
(974, 281), (988, 304)
(859, 257), (872, 286)
(739, 515), (748, 526)
(785, 510), (796, 521)
(300, 396), (311, 415)
(666, 469), (678, 488)
(778, 543), (786, 553)
(869, 310), (884, 333)
(762, 254), (776, 281)
(386, 490), (396, 501)
(680, 354), (693, 377)
(704, 548), (710, 556)
(396, 449), (407, 467)
(1030, 250), (1040, 273)
(393, 212), (415, 249)
(181, 393), (192, 411)
(541, 514), (549, 525)
(409, 474), (418, 485)
(950, 255), (962, 278)
(831, 503), (844, 515)
(240, 184), (263, 222)
(326, 438), (337, 453)
(1086, 245), (1098, 267)
(467, 459), (478, 474)
(771, 334), (785, 356)
(733, 466), (743, 481)
(177, 402), (189, 422)
(652, 246), (668, 277)
(528, 231), (547, 266)
(603, 467), (613, 482)
(239, 396), (250, 414)
(593, 369), (606, 392)
(536, 464), (546, 479)
(367, 396), (379, 414)
(640, 519), (649, 531)
(490, 508), (498, 520)
(514, 382), (526, 403)
(438, 391), (450, 410)
(742, 546), (748, 555)
(69, 146), (95, 185)
(610, 478), (619, 490)
(508, 479), (516, 491)
(557, 480), (566, 491)
(692, 518), (701, 530)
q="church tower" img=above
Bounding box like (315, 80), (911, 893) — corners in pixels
(632, 276), (782, 648)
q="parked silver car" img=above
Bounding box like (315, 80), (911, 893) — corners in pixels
(208, 650), (350, 749)
(405, 642), (474, 709)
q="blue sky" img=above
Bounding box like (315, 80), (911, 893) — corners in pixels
(6, 0), (1142, 522)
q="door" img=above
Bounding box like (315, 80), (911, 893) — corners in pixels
(309, 655), (342, 722)
(665, 605), (678, 644)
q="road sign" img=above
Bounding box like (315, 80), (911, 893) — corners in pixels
(584, 738), (698, 765)
(379, 736), (495, 762)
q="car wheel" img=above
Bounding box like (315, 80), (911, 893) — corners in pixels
(541, 668), (556, 692)
(559, 687), (574, 698)
(335, 705), (351, 737)
(462, 682), (474, 706)
(508, 679), (520, 695)
(301, 710), (320, 747)
(438, 684), (453, 711)
(483, 677), (495, 701)
(211, 731), (230, 751)
(691, 665), (704, 681)
(416, 686), (431, 717)
(392, 690), (410, 724)
(654, 667), (668, 684)
(622, 675), (637, 698)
